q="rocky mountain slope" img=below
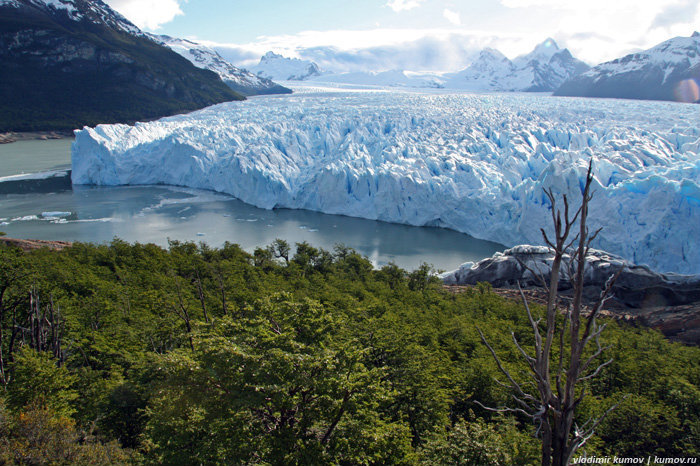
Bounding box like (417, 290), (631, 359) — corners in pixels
(150, 35), (291, 96)
(555, 32), (700, 102)
(0, 0), (243, 132)
(446, 38), (590, 92)
(249, 51), (322, 81)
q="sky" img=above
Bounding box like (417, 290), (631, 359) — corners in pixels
(104, 0), (700, 72)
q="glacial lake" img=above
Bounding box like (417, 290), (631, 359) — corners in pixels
(0, 138), (73, 177)
(0, 139), (504, 271)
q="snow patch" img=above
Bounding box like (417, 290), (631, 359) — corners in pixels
(250, 52), (322, 81)
(41, 211), (71, 217)
(150, 35), (287, 95)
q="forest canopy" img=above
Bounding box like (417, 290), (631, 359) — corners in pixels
(0, 239), (698, 465)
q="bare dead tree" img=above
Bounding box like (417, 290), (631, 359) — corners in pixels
(478, 161), (625, 466)
(194, 269), (210, 324)
(213, 266), (229, 317)
(0, 253), (32, 385)
(171, 276), (195, 351)
(22, 288), (65, 364)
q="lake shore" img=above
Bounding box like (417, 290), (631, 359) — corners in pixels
(0, 130), (75, 144)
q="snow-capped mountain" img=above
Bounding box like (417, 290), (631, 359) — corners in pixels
(250, 52), (322, 81)
(308, 69), (444, 88)
(444, 48), (514, 91)
(150, 35), (291, 96)
(446, 39), (589, 92)
(555, 32), (700, 103)
(0, 0), (141, 35)
(0, 0), (242, 131)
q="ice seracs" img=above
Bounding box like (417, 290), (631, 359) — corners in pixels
(72, 88), (700, 274)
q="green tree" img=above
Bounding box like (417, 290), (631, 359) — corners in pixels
(8, 348), (77, 416)
(145, 293), (413, 465)
(420, 417), (538, 465)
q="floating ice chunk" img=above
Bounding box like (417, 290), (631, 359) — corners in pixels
(42, 211), (72, 218)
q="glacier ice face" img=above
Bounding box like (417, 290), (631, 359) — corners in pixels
(72, 88), (700, 274)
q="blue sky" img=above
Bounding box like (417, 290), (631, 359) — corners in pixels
(105, 0), (700, 71)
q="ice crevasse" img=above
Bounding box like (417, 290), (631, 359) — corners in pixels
(72, 89), (700, 274)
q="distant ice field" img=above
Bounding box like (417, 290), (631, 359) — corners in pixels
(72, 87), (700, 274)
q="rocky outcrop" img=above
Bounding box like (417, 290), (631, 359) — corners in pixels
(0, 237), (72, 251)
(442, 246), (700, 345)
(442, 245), (700, 307)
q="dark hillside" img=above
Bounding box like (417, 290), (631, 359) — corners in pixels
(0, 0), (244, 132)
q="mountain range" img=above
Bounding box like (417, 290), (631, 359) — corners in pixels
(0, 0), (243, 132)
(555, 32), (700, 103)
(246, 39), (589, 93)
(1, 0), (697, 136)
(249, 34), (700, 104)
(149, 35), (291, 96)
(445, 38), (590, 92)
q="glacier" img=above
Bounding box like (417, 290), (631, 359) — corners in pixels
(72, 87), (700, 274)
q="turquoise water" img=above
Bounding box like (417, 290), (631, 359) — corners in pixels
(0, 185), (503, 271)
(0, 139), (72, 177)
(0, 139), (503, 271)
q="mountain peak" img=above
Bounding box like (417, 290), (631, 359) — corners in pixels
(480, 47), (509, 60)
(4, 0), (143, 36)
(150, 35), (291, 96)
(0, 0), (243, 131)
(693, 31), (699, 38)
(555, 33), (700, 102)
(529, 38), (560, 58)
(262, 51), (283, 60)
(252, 52), (321, 81)
(448, 39), (588, 92)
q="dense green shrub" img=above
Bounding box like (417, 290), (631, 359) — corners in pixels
(0, 240), (697, 464)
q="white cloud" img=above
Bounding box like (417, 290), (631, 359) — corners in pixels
(104, 0), (184, 30)
(188, 0), (700, 75)
(204, 28), (534, 73)
(386, 0), (424, 13)
(651, 0), (700, 30)
(443, 9), (461, 26)
(496, 0), (700, 64)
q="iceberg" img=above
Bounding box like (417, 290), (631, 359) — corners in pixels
(72, 88), (700, 274)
